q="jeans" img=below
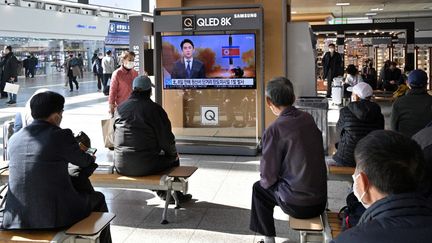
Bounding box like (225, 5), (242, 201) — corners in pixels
(8, 93), (16, 102)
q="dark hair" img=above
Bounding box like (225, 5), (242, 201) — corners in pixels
(30, 91), (65, 119)
(180, 39), (194, 49)
(265, 77), (295, 107)
(5, 46), (12, 52)
(328, 43), (335, 48)
(106, 50), (112, 55)
(346, 64), (358, 76)
(390, 61), (397, 67)
(78, 53), (82, 57)
(131, 89), (151, 99)
(354, 130), (425, 194)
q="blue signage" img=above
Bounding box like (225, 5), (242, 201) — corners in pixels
(108, 21), (129, 35)
(76, 24), (97, 30)
(106, 21), (129, 45)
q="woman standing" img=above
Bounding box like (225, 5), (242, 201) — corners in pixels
(108, 51), (138, 116)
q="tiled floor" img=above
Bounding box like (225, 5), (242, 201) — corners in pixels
(0, 73), (388, 242)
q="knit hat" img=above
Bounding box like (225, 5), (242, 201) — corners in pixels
(132, 75), (154, 91)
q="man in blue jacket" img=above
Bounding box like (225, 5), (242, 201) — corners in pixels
(250, 77), (327, 243)
(332, 130), (432, 243)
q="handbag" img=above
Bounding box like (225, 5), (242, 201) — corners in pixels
(101, 118), (115, 148)
(4, 82), (19, 94)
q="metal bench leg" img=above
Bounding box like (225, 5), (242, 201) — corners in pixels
(161, 189), (172, 224)
(171, 190), (181, 209)
(300, 231), (307, 243)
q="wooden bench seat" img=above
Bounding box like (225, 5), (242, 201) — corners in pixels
(327, 165), (355, 182)
(289, 216), (324, 243)
(327, 212), (342, 239)
(0, 212), (115, 243)
(0, 165), (198, 225)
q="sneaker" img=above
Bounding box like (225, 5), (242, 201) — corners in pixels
(70, 89), (73, 92)
(7, 101), (16, 106)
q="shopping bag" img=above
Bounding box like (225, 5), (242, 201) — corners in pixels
(4, 82), (19, 94)
(101, 118), (115, 148)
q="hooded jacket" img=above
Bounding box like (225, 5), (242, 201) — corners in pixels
(331, 193), (432, 243)
(333, 100), (384, 167)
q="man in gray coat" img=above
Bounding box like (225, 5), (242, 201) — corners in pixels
(2, 91), (111, 243)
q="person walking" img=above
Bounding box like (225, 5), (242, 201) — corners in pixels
(102, 50), (115, 96)
(65, 53), (80, 92)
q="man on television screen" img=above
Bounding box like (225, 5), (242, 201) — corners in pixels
(171, 39), (206, 79)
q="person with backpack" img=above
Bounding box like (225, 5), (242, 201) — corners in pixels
(92, 53), (103, 92)
(331, 130), (432, 243)
(65, 53), (80, 92)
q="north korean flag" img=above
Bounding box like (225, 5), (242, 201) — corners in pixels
(222, 46), (240, 58)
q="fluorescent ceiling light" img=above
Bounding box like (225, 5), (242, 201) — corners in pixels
(370, 8), (384, 11)
(291, 11), (297, 14)
(365, 12), (377, 16)
(336, 2), (350, 6)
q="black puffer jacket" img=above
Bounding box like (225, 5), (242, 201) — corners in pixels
(333, 100), (384, 166)
(331, 193), (432, 243)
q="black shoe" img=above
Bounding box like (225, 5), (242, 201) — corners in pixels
(76, 85), (79, 90)
(70, 89), (73, 92)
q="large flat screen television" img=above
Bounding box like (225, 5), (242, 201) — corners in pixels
(161, 34), (256, 89)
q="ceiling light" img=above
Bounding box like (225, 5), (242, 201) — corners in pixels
(356, 32), (359, 35)
(365, 12), (377, 16)
(291, 11), (297, 14)
(336, 2), (350, 6)
(370, 8), (384, 11)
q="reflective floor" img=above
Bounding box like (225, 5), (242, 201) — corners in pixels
(0, 72), (389, 242)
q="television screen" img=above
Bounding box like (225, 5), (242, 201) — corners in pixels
(161, 34), (256, 89)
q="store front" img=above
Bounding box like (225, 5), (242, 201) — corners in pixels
(0, 5), (110, 75)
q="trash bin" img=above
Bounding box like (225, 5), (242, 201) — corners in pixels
(294, 97), (329, 155)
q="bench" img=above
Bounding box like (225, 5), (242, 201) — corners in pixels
(0, 212), (115, 243)
(0, 165), (198, 225)
(327, 165), (355, 182)
(289, 215), (324, 243)
(289, 211), (338, 243)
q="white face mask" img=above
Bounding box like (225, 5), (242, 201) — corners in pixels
(352, 173), (370, 209)
(123, 61), (134, 70)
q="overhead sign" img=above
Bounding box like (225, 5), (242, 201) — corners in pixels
(156, 12), (262, 32)
(201, 106), (219, 126)
(106, 21), (129, 45)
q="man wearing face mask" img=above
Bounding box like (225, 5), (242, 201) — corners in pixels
(250, 77), (327, 243)
(332, 130), (432, 243)
(108, 51), (138, 116)
(3, 91), (112, 243)
(322, 43), (344, 98)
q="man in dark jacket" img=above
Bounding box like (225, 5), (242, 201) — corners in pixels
(322, 43), (343, 98)
(391, 69), (432, 137)
(333, 82), (384, 167)
(331, 130), (432, 243)
(113, 75), (191, 202)
(171, 39), (206, 79)
(28, 53), (38, 78)
(250, 77), (327, 243)
(3, 91), (111, 243)
(0, 46), (19, 104)
(382, 61), (402, 92)
(412, 121), (432, 201)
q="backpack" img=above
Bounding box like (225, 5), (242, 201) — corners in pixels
(338, 191), (366, 231)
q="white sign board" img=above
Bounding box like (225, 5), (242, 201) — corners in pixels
(201, 106), (219, 125)
(4, 82), (19, 94)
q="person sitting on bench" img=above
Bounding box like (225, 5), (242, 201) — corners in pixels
(113, 75), (191, 202)
(331, 82), (384, 167)
(332, 130), (432, 243)
(2, 91), (111, 243)
(249, 77), (327, 243)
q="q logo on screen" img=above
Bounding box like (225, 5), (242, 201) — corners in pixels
(182, 16), (195, 30)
